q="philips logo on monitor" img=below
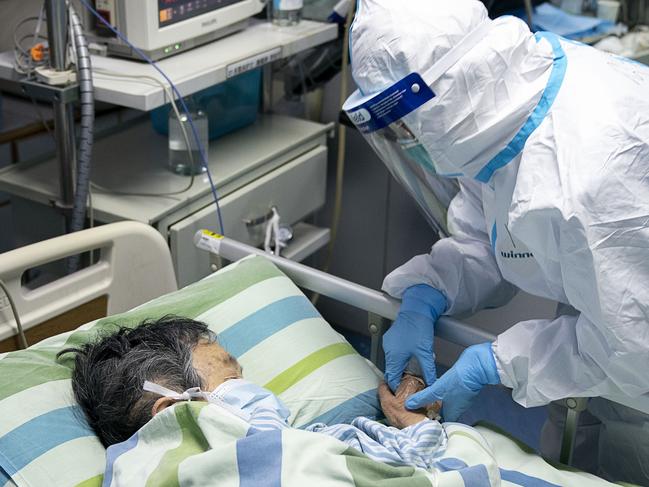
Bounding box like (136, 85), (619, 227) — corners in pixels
(202, 18), (218, 28)
(350, 109), (371, 125)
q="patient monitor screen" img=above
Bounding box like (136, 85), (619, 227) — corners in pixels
(158, 0), (246, 27)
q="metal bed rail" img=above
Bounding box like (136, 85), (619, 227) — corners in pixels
(193, 230), (497, 361)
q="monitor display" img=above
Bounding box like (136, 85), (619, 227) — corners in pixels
(158, 0), (245, 27)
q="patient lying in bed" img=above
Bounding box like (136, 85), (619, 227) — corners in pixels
(59, 316), (444, 470)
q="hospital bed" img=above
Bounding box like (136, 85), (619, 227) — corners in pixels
(0, 221), (647, 477)
(196, 229), (649, 466)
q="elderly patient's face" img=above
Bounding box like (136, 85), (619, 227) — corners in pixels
(151, 339), (243, 417)
(192, 340), (243, 390)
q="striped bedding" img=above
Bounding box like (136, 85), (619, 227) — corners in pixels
(0, 256), (382, 487)
(103, 401), (618, 487)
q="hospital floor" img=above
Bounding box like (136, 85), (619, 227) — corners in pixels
(340, 328), (548, 452)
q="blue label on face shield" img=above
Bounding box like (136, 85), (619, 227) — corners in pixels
(346, 73), (435, 134)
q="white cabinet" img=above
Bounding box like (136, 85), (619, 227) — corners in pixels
(170, 146), (327, 286)
(0, 115), (333, 286)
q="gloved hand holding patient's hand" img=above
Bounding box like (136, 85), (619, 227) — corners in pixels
(405, 342), (500, 422)
(383, 285), (447, 392)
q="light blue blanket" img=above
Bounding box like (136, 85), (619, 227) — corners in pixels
(531, 3), (615, 39)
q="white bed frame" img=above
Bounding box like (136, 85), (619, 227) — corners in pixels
(0, 222), (177, 343)
(0, 221), (647, 466)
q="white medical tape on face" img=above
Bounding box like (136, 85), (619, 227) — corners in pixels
(143, 380), (250, 422)
(143, 381), (204, 401)
(421, 19), (494, 87)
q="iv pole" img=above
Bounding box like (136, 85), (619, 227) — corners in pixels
(45, 0), (77, 231)
(523, 0), (535, 28)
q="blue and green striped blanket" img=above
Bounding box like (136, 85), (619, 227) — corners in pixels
(103, 401), (617, 487)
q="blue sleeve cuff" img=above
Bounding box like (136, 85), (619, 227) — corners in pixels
(400, 285), (447, 321)
(475, 342), (500, 386)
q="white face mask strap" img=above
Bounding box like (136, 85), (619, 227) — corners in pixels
(421, 19), (494, 87)
(143, 380), (204, 401)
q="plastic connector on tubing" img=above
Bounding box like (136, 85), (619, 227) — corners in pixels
(194, 229), (224, 255)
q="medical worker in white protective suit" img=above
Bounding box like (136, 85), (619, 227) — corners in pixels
(343, 0), (649, 483)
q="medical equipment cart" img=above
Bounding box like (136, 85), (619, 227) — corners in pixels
(0, 19), (338, 287)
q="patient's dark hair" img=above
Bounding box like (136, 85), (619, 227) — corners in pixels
(57, 316), (214, 447)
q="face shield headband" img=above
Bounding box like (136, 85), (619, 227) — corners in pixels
(343, 19), (494, 179)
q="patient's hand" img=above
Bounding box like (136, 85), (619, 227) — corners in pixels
(379, 375), (443, 428)
(379, 377), (428, 429)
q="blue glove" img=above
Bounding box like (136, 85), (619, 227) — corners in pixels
(383, 285), (447, 392)
(405, 342), (500, 422)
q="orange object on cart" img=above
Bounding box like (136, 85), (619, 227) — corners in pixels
(30, 43), (47, 62)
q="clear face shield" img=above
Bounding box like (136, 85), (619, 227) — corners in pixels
(343, 75), (459, 236)
(343, 20), (493, 236)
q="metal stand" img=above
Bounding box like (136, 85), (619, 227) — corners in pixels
(208, 252), (224, 273)
(45, 0), (77, 230)
(523, 0), (535, 28)
(558, 397), (589, 466)
(368, 313), (390, 371)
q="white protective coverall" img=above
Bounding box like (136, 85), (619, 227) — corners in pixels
(347, 0), (649, 482)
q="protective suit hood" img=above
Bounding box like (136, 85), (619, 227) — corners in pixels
(349, 0), (557, 180)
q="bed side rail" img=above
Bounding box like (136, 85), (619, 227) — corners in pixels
(0, 222), (177, 342)
(194, 231), (496, 354)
